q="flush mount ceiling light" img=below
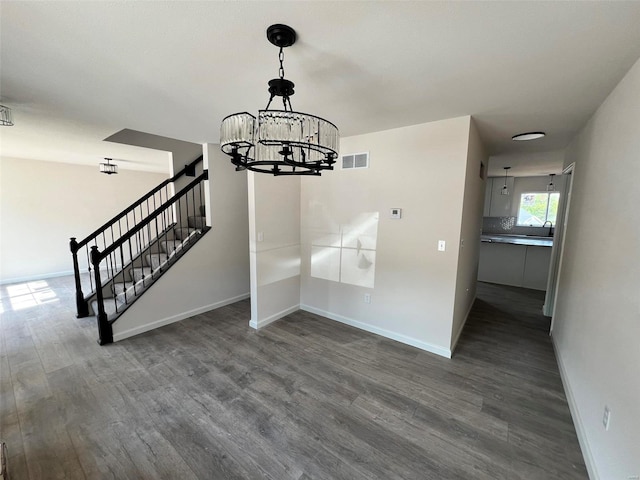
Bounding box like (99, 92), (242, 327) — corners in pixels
(99, 158), (118, 175)
(512, 132), (546, 141)
(500, 166), (511, 196)
(547, 173), (556, 191)
(0, 105), (14, 126)
(220, 24), (339, 176)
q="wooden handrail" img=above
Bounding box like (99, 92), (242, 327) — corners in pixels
(75, 155), (203, 249)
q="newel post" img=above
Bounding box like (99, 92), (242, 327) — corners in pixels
(91, 246), (113, 345)
(70, 237), (90, 318)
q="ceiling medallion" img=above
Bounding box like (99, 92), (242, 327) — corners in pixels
(220, 24), (339, 176)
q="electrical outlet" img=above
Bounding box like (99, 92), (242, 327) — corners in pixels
(438, 240), (446, 251)
(602, 405), (611, 430)
(364, 293), (371, 304)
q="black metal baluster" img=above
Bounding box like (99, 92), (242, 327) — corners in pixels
(85, 245), (94, 292)
(119, 244), (128, 307)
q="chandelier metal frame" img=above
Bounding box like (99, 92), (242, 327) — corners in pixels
(220, 24), (339, 176)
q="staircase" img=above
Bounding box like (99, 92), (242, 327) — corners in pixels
(70, 156), (209, 345)
(90, 207), (208, 319)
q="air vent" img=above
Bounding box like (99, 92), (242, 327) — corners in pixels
(342, 152), (369, 170)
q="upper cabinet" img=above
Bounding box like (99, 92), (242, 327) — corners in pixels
(483, 178), (493, 216)
(484, 176), (515, 217)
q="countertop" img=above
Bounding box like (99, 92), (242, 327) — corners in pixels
(481, 234), (554, 248)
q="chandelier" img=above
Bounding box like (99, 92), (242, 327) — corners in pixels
(220, 24), (339, 176)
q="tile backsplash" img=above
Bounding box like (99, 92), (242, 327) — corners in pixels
(482, 217), (554, 237)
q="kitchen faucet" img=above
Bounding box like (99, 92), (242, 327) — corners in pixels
(543, 220), (554, 237)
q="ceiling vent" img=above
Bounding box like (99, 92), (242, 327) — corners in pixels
(342, 152), (369, 170)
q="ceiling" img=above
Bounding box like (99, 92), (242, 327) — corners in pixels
(2, 1), (640, 174)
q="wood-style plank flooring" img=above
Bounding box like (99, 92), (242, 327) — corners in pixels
(0, 277), (588, 479)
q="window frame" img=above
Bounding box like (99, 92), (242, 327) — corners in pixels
(516, 191), (560, 227)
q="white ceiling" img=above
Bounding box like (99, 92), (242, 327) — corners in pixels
(2, 1), (640, 174)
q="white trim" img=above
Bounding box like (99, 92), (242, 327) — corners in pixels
(551, 334), (599, 480)
(450, 297), (476, 355)
(0, 270), (74, 285)
(249, 304), (300, 330)
(112, 292), (250, 342)
(300, 304), (451, 359)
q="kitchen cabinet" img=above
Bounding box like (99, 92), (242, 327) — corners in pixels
(522, 246), (552, 290)
(484, 176), (515, 217)
(478, 242), (526, 286)
(478, 241), (551, 291)
(483, 178), (492, 216)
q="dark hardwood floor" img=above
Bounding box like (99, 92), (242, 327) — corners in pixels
(0, 277), (587, 479)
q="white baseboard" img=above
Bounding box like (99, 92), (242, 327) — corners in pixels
(300, 304), (451, 359)
(249, 304), (300, 330)
(450, 297), (476, 355)
(112, 292), (250, 342)
(551, 335), (599, 480)
(0, 270), (74, 285)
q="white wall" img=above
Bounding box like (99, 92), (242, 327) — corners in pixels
(247, 172), (301, 328)
(300, 116), (473, 357)
(552, 57), (640, 480)
(111, 144), (250, 341)
(451, 118), (486, 350)
(0, 157), (168, 283)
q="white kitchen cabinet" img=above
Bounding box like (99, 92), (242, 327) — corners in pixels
(487, 176), (515, 217)
(483, 178), (492, 216)
(523, 246), (552, 290)
(478, 242), (527, 286)
(478, 241), (552, 291)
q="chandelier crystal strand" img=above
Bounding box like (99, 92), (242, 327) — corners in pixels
(220, 24), (338, 176)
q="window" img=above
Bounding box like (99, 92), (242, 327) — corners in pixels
(517, 192), (560, 226)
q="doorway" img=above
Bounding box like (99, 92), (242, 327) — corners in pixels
(544, 163), (575, 328)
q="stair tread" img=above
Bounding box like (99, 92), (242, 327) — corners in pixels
(87, 220), (209, 321)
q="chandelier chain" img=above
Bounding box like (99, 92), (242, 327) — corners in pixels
(278, 47), (285, 79)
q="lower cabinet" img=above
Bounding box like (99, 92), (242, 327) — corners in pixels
(478, 243), (551, 291)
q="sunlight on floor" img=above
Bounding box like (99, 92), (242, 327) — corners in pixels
(4, 280), (59, 311)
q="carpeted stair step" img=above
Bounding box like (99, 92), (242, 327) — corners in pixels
(188, 215), (206, 229)
(112, 282), (134, 297)
(90, 298), (120, 317)
(174, 227), (198, 240)
(146, 253), (169, 270)
(131, 266), (154, 283)
(160, 239), (183, 256)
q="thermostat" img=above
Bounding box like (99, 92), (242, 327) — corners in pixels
(390, 208), (402, 219)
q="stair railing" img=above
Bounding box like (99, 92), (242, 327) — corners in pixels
(70, 155), (203, 317)
(91, 171), (208, 344)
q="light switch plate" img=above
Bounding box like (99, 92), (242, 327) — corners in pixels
(438, 240), (446, 251)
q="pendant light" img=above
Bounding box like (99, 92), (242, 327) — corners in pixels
(0, 105), (13, 126)
(99, 158), (118, 175)
(500, 167), (511, 196)
(547, 174), (555, 191)
(220, 24), (339, 176)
